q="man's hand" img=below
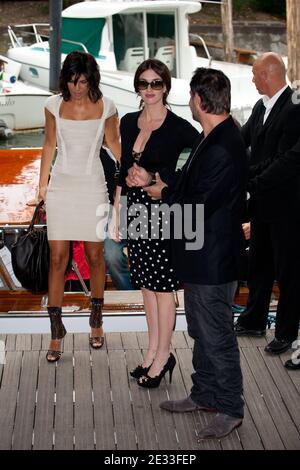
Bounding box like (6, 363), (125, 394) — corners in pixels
(126, 163), (152, 187)
(144, 173), (167, 200)
(242, 222), (251, 240)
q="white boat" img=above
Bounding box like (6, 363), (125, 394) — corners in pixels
(0, 55), (51, 135)
(6, 0), (259, 126)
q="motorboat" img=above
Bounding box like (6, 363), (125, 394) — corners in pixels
(6, 0), (260, 126)
(0, 55), (51, 135)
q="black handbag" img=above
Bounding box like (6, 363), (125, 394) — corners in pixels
(11, 201), (50, 293)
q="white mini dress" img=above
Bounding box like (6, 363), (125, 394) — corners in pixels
(45, 94), (116, 242)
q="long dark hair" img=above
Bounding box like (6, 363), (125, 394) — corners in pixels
(133, 58), (171, 107)
(59, 50), (102, 102)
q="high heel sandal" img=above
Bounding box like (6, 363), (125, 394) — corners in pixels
(46, 307), (67, 363)
(137, 353), (176, 388)
(89, 298), (105, 349)
(130, 364), (151, 379)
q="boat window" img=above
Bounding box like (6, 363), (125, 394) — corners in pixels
(113, 13), (144, 72)
(62, 17), (105, 57)
(147, 13), (176, 77)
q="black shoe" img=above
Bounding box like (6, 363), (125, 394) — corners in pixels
(130, 364), (151, 379)
(264, 338), (292, 355)
(235, 323), (266, 337)
(284, 357), (300, 370)
(137, 353), (176, 388)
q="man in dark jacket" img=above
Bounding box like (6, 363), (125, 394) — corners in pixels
(235, 53), (300, 356)
(128, 68), (247, 439)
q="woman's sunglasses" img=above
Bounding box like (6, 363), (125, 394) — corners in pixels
(137, 79), (164, 91)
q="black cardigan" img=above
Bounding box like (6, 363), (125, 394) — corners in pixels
(118, 110), (199, 189)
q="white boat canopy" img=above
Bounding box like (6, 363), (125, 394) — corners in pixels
(62, 1), (202, 18)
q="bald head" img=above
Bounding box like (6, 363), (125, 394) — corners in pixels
(252, 52), (287, 97)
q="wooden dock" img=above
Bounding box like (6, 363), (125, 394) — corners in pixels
(0, 329), (299, 450)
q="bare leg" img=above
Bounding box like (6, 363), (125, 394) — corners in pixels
(141, 287), (159, 368)
(84, 241), (106, 342)
(47, 240), (70, 358)
(147, 292), (176, 377)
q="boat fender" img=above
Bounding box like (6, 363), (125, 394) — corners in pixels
(0, 119), (13, 138)
(3, 72), (17, 84)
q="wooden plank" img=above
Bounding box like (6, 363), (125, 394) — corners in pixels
(243, 346), (300, 449)
(236, 404), (264, 450)
(41, 334), (51, 351)
(54, 352), (74, 450)
(106, 332), (122, 350)
(240, 350), (284, 449)
(145, 349), (180, 450)
(176, 348), (221, 451)
(109, 349), (137, 449)
(183, 331), (194, 349)
(262, 349), (300, 435)
(136, 331), (149, 349)
(31, 334), (42, 351)
(171, 331), (189, 349)
(165, 350), (204, 450)
(74, 351), (94, 449)
(0, 351), (22, 450)
(63, 333), (73, 352)
(0, 334), (5, 385)
(121, 332), (139, 349)
(5, 334), (16, 351)
(33, 353), (55, 450)
(126, 349), (158, 450)
(15, 334), (31, 351)
(91, 349), (115, 450)
(12, 351), (39, 450)
(74, 333), (90, 351)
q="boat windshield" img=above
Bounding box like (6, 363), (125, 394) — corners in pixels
(113, 12), (176, 77)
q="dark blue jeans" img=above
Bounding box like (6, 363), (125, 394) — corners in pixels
(185, 282), (244, 419)
(104, 238), (133, 290)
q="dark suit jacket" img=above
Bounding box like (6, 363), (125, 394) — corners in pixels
(162, 116), (248, 285)
(242, 87), (300, 221)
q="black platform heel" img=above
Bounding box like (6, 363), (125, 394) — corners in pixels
(137, 353), (176, 388)
(130, 364), (151, 379)
(89, 298), (105, 349)
(46, 307), (67, 363)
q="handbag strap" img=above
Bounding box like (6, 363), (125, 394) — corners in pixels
(28, 200), (45, 231)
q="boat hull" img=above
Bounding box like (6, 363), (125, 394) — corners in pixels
(0, 91), (50, 131)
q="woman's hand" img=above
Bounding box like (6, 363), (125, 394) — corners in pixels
(38, 185), (47, 203)
(144, 173), (167, 200)
(109, 205), (120, 242)
(26, 186), (47, 206)
(126, 163), (153, 187)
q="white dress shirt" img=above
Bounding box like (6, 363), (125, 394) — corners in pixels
(262, 84), (288, 124)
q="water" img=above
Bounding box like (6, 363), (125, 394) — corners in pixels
(0, 131), (44, 149)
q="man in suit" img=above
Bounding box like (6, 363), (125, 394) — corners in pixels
(128, 68), (247, 439)
(235, 53), (300, 356)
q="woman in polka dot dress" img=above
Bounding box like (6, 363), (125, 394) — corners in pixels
(114, 59), (199, 387)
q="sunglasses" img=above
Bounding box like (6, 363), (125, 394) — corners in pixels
(137, 79), (164, 90)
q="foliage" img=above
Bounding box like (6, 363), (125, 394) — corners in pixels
(233, 0), (286, 18)
(250, 0), (286, 17)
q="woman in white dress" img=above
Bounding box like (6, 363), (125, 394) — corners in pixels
(38, 51), (120, 362)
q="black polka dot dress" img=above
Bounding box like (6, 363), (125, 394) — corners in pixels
(118, 110), (200, 293)
(127, 187), (178, 292)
